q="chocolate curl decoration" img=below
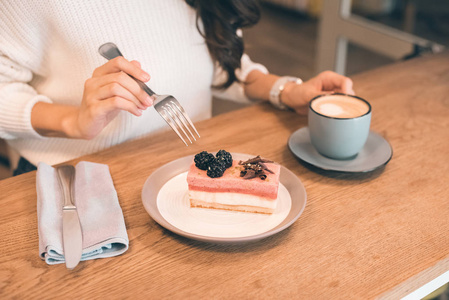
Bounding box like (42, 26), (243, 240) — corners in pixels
(239, 156), (275, 180)
(259, 162), (274, 174)
(239, 155), (273, 165)
(241, 169), (257, 179)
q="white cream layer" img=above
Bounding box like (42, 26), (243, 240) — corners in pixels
(188, 190), (278, 209)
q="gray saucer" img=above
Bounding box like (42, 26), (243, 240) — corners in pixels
(288, 127), (393, 173)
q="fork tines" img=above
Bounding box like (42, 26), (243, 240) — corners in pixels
(158, 100), (200, 146)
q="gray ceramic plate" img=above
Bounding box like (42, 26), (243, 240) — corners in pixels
(288, 127), (393, 173)
(141, 153), (307, 244)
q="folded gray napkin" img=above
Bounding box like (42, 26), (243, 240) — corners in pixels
(36, 161), (129, 265)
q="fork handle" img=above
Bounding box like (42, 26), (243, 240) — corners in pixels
(98, 42), (155, 97)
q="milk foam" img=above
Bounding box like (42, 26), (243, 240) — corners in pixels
(318, 103), (345, 117)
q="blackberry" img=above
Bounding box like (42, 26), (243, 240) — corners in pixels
(216, 150), (233, 169)
(194, 151), (215, 170)
(207, 159), (226, 178)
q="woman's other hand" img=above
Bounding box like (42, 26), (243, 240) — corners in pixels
(282, 71), (355, 115)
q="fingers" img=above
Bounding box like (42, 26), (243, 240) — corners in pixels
(93, 56), (150, 82)
(101, 96), (143, 117)
(319, 71), (355, 95)
(130, 60), (141, 68)
(96, 82), (147, 110)
(92, 72), (153, 107)
(77, 58), (152, 139)
(340, 77), (355, 95)
(82, 57), (154, 127)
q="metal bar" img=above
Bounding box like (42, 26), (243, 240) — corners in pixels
(316, 0), (445, 75)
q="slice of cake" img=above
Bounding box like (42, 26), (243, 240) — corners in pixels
(187, 151), (281, 214)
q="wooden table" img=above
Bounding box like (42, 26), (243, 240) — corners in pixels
(1, 52), (449, 299)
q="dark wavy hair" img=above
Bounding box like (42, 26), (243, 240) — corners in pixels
(185, 0), (261, 89)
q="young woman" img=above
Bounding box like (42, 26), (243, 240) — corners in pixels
(0, 0), (354, 175)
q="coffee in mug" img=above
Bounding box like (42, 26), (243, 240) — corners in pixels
(311, 94), (370, 118)
(308, 93), (372, 160)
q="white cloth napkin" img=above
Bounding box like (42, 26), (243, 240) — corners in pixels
(36, 161), (129, 265)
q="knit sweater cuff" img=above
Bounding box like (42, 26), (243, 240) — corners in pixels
(0, 84), (52, 139)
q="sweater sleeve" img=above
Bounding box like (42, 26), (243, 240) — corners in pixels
(0, 3), (52, 140)
(211, 53), (269, 104)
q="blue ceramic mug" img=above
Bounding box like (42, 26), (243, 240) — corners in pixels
(308, 93), (372, 160)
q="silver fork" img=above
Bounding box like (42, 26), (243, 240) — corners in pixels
(98, 42), (200, 146)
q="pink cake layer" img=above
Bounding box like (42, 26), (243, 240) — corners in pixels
(187, 160), (280, 199)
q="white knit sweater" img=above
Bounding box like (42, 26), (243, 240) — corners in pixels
(0, 0), (268, 166)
